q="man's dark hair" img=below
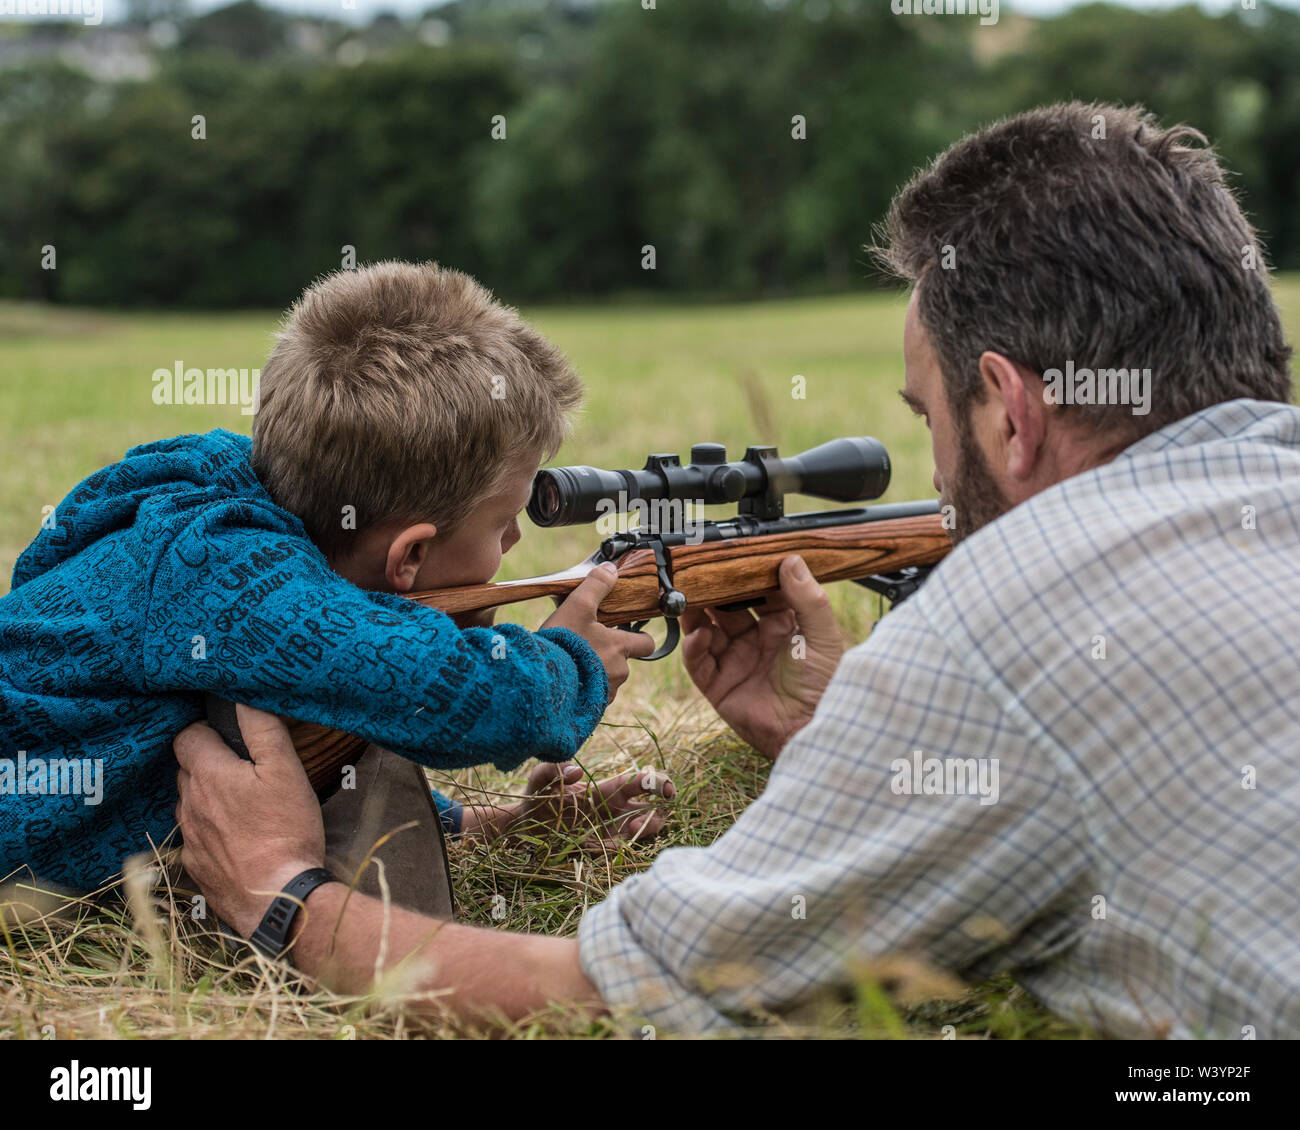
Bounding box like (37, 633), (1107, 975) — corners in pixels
(877, 101), (1293, 439)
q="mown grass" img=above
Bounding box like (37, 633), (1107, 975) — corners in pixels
(4, 279), (1298, 1039)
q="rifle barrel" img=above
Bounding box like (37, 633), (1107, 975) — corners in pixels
(288, 507), (950, 793)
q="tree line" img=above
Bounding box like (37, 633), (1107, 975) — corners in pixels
(2, 0), (1297, 307)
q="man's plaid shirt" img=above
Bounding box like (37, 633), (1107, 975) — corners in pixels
(578, 399), (1300, 1038)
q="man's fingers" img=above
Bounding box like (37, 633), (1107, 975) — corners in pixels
(680, 621), (718, 682)
(173, 720), (240, 774)
(233, 704), (298, 770)
(756, 607), (799, 647)
(778, 555), (839, 648)
(707, 604), (760, 639)
(678, 607), (712, 638)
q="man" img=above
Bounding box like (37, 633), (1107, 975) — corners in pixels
(175, 101), (1300, 1038)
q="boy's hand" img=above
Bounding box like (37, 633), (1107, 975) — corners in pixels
(541, 563), (654, 700)
(451, 607), (497, 630)
(462, 762), (675, 851)
(521, 762), (675, 853)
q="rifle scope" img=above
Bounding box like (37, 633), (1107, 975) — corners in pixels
(527, 437), (892, 527)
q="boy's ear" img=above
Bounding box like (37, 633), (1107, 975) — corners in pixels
(385, 523), (439, 592)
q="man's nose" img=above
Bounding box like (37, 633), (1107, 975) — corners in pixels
(933, 468), (942, 493)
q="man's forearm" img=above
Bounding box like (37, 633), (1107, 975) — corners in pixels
(287, 882), (605, 1025)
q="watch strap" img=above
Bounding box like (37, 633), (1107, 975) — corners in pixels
(248, 867), (338, 959)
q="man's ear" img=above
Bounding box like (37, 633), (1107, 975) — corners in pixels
(977, 351), (1047, 482)
(384, 523), (439, 593)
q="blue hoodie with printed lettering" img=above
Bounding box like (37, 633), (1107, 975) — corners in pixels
(0, 430), (607, 890)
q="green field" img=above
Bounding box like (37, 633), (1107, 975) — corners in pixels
(3, 281), (1298, 1039)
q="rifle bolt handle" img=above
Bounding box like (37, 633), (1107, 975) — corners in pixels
(660, 589), (688, 618)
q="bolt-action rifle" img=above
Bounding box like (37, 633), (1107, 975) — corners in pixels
(207, 437), (951, 794)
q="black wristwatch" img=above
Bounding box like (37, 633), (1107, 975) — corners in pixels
(248, 867), (339, 960)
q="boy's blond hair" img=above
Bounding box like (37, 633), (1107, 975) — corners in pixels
(252, 261), (581, 559)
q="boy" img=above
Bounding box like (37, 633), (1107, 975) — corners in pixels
(0, 261), (657, 894)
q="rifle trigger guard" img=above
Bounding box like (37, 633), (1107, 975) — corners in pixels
(622, 616), (681, 662)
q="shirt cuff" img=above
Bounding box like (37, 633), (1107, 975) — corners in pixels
(430, 788), (463, 837)
(577, 878), (737, 1036)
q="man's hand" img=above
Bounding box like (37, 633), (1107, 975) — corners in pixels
(541, 562), (654, 700)
(681, 555), (844, 760)
(175, 708), (606, 1024)
(174, 705), (325, 938)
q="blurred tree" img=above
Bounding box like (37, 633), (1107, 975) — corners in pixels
(0, 62), (96, 302)
(179, 0), (290, 60)
(0, 0), (1294, 307)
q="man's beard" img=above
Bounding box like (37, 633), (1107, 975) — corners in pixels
(942, 419), (1012, 546)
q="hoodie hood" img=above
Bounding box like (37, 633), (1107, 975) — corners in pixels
(11, 429), (298, 591)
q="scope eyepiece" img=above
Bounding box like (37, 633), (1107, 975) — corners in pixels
(526, 436), (892, 527)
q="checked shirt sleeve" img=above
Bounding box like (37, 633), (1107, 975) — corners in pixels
(577, 600), (1092, 1033)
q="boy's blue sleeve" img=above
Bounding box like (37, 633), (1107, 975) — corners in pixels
(141, 502), (609, 771)
(431, 789), (464, 837)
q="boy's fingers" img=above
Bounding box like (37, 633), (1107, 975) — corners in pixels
(619, 628), (656, 659)
(605, 661), (630, 702)
(594, 769), (638, 803)
(581, 809), (668, 854)
(628, 809), (668, 839)
(526, 761), (570, 796)
(564, 563), (619, 617)
(598, 768), (675, 805)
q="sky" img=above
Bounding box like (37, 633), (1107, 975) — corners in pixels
(66, 0), (1300, 28)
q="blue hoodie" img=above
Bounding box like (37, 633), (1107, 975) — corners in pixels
(0, 430), (608, 890)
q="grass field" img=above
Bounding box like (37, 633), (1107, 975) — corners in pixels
(3, 279), (1298, 1039)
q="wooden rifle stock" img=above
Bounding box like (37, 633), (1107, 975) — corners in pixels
(284, 509), (951, 794)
